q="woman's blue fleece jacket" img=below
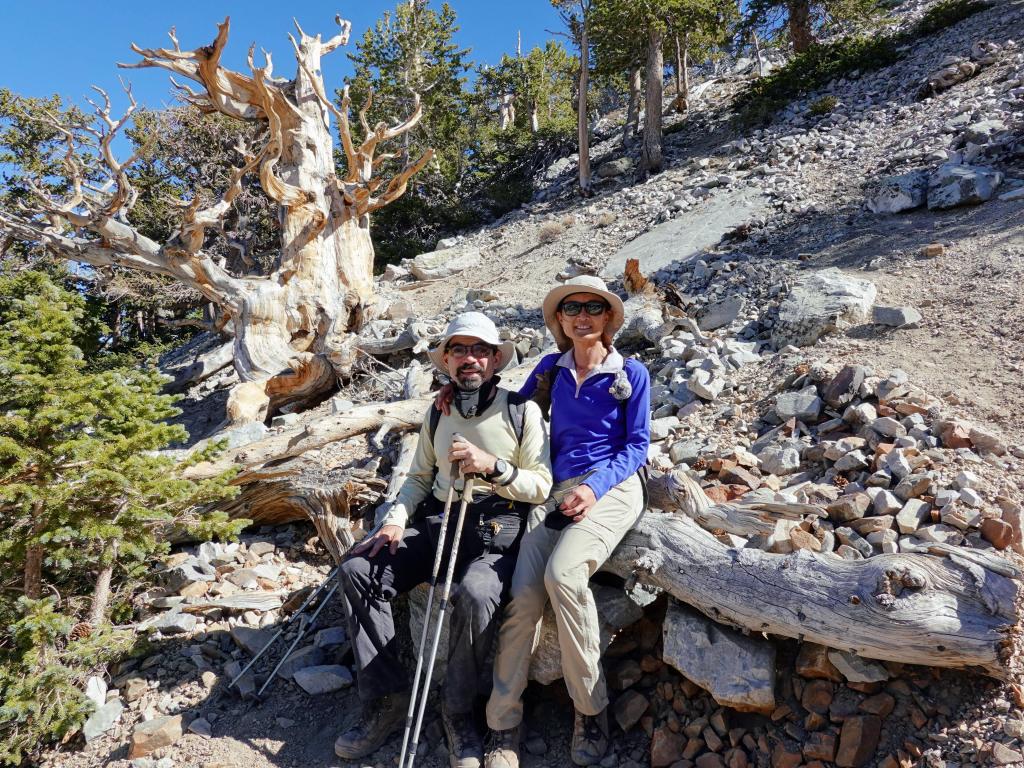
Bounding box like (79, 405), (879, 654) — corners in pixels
(518, 349), (651, 500)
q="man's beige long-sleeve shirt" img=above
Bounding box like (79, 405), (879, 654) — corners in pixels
(378, 389), (552, 530)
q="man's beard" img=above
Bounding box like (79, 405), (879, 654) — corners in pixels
(454, 364), (484, 391)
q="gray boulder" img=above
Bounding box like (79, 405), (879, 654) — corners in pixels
(755, 439), (804, 476)
(927, 164), (1003, 210)
(662, 601), (776, 713)
(960, 119), (1007, 147)
(596, 157), (633, 178)
(406, 247), (481, 280)
(698, 296), (745, 331)
(866, 170), (927, 214)
(771, 269), (876, 348)
(83, 700), (124, 743)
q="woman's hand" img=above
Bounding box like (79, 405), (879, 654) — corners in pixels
(352, 524), (404, 557)
(448, 436), (497, 477)
(434, 383), (454, 416)
(559, 484), (597, 522)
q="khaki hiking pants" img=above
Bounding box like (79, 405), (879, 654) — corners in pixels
(486, 473), (645, 730)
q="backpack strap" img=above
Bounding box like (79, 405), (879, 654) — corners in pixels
(427, 402), (443, 447)
(505, 390), (529, 445)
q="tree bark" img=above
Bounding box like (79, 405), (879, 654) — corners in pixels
(752, 31), (766, 77)
(622, 65), (642, 149)
(23, 510), (44, 600)
(605, 512), (1020, 678)
(787, 0), (814, 54)
(577, 19), (592, 196)
(89, 564), (114, 626)
(671, 34), (690, 114)
(1, 17), (433, 424)
(641, 25), (664, 176)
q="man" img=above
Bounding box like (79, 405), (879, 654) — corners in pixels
(335, 312), (552, 768)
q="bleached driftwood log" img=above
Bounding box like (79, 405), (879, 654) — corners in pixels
(647, 468), (824, 537)
(186, 364), (534, 481)
(604, 511), (1020, 678)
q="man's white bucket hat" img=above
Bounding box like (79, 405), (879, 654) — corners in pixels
(427, 312), (516, 373)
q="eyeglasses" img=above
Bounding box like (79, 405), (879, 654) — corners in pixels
(446, 342), (496, 358)
(558, 300), (609, 316)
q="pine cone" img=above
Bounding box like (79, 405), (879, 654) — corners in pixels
(793, 363), (811, 376)
(693, 457), (709, 471)
(70, 622), (93, 641)
(833, 475), (849, 489)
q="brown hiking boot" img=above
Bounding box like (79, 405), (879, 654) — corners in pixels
(333, 691), (410, 759)
(484, 724), (521, 768)
(570, 708), (608, 766)
(442, 702), (483, 768)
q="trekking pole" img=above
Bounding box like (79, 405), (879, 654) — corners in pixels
(398, 455), (461, 767)
(256, 578), (340, 697)
(229, 564), (341, 690)
(404, 470), (476, 768)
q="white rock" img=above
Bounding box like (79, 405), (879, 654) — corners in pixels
(771, 269), (876, 347)
(292, 665), (354, 695)
(828, 650), (889, 683)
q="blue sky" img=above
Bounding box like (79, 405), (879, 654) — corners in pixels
(0, 1), (565, 112)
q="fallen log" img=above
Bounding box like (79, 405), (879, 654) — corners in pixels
(647, 468), (824, 537)
(604, 511), (1020, 678)
(185, 363), (534, 481)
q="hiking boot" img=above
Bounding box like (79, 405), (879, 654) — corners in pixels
(484, 725), (521, 768)
(570, 708), (609, 766)
(333, 691), (410, 759)
(442, 702), (484, 768)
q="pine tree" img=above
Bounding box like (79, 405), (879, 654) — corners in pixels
(0, 270), (241, 764)
(743, 0), (880, 53)
(0, 270), (241, 615)
(343, 0), (473, 259)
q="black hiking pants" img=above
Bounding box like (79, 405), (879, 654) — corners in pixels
(339, 494), (527, 714)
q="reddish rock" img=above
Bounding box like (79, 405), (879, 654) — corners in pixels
(982, 518), (1013, 550)
(877, 755), (901, 768)
(771, 739), (803, 768)
(696, 754), (726, 768)
(720, 465), (762, 490)
(684, 737), (705, 759)
(613, 689), (649, 732)
(609, 659), (643, 690)
(859, 692), (896, 717)
(805, 712), (829, 731)
(651, 726), (688, 768)
(724, 748), (749, 768)
(641, 654), (664, 673)
(795, 643), (843, 682)
(705, 485), (731, 504)
(836, 715), (882, 767)
(129, 715), (183, 759)
(803, 731), (837, 762)
(703, 726), (724, 753)
(801, 679), (834, 714)
(941, 422), (972, 449)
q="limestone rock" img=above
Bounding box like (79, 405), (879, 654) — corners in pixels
(872, 306), (922, 328)
(699, 296), (745, 331)
(82, 700), (123, 743)
(866, 170), (927, 214)
(927, 164), (1003, 210)
(407, 247), (481, 281)
(292, 665), (354, 695)
(771, 269), (876, 348)
(662, 601), (775, 713)
(596, 157), (633, 178)
(828, 650), (888, 683)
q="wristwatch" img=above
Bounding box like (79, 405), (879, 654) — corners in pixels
(486, 459), (508, 481)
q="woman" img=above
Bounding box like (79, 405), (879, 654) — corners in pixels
(481, 275), (651, 768)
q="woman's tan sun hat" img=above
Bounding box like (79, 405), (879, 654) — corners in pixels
(542, 275), (625, 352)
(426, 311), (517, 373)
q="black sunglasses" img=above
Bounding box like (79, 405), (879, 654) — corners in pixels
(558, 300), (609, 316)
(446, 342), (497, 358)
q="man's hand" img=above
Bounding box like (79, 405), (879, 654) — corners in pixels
(559, 484), (597, 523)
(351, 524), (404, 557)
(434, 383), (454, 416)
(448, 436), (497, 477)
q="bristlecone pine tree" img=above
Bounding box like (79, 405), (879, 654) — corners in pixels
(0, 16), (434, 423)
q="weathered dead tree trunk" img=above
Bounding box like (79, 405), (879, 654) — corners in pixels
(787, 0), (814, 54)
(0, 16), (432, 424)
(641, 25), (664, 176)
(622, 65), (642, 149)
(670, 33), (689, 114)
(577, 19), (593, 196)
(647, 468), (823, 537)
(605, 512), (1019, 678)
